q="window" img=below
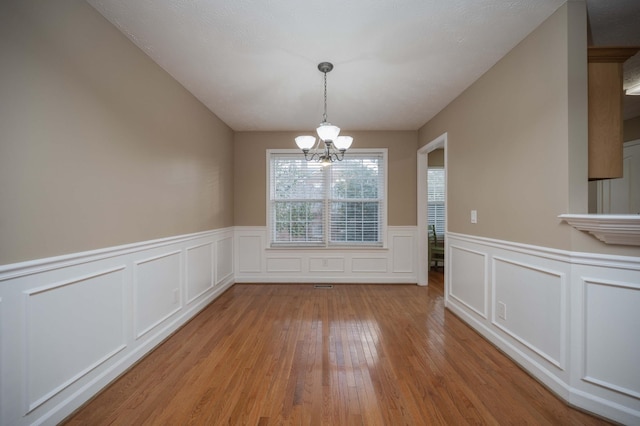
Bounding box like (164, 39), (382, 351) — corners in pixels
(269, 150), (386, 247)
(428, 167), (445, 236)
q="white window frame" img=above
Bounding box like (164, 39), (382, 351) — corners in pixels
(267, 149), (388, 249)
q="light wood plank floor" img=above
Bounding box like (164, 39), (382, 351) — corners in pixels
(64, 273), (610, 425)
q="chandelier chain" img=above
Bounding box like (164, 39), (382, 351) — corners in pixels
(323, 71), (328, 123)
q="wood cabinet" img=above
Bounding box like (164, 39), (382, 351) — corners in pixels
(588, 47), (639, 180)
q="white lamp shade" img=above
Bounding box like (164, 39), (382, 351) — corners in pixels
(295, 135), (316, 150)
(333, 136), (353, 151)
(316, 123), (340, 141)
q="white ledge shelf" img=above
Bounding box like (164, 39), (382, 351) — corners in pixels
(559, 214), (640, 246)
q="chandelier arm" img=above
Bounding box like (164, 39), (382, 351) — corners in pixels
(311, 135), (324, 160)
(332, 150), (346, 162)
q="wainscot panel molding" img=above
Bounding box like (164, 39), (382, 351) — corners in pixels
(449, 245), (488, 318)
(445, 232), (640, 425)
(0, 228), (234, 426)
(134, 251), (182, 339)
(582, 277), (640, 400)
(492, 257), (565, 369)
(186, 243), (214, 304)
(234, 226), (418, 283)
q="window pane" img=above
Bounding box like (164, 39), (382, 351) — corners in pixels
(330, 157), (381, 199)
(273, 159), (324, 199)
(428, 168), (445, 202)
(273, 201), (324, 243)
(330, 201), (379, 243)
(328, 154), (383, 244)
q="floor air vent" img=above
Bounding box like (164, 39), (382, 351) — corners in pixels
(314, 284), (334, 289)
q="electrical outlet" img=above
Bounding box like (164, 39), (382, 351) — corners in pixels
(497, 301), (507, 320)
(173, 288), (179, 303)
(471, 210), (478, 224)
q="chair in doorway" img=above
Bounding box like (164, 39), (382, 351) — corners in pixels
(428, 225), (445, 270)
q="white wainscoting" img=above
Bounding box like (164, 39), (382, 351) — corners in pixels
(445, 232), (640, 425)
(0, 228), (234, 426)
(234, 226), (418, 283)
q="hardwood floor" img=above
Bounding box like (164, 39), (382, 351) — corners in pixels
(63, 273), (610, 425)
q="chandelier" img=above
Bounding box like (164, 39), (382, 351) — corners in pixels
(295, 62), (352, 166)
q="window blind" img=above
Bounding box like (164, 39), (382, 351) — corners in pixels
(427, 168), (445, 236)
(269, 151), (386, 247)
(329, 154), (384, 245)
(270, 155), (326, 245)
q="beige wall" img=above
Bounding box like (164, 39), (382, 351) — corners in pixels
(418, 2), (586, 251)
(624, 116), (640, 142)
(428, 149), (444, 167)
(235, 131), (418, 226)
(0, 0), (234, 264)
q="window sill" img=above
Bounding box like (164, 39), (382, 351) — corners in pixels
(267, 245), (388, 251)
(559, 214), (640, 246)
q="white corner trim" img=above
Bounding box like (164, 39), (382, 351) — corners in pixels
(559, 214), (640, 246)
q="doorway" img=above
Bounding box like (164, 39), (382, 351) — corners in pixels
(417, 133), (447, 286)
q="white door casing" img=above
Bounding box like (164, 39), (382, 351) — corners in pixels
(417, 133), (447, 286)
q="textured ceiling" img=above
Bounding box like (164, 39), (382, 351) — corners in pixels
(87, 0), (640, 131)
